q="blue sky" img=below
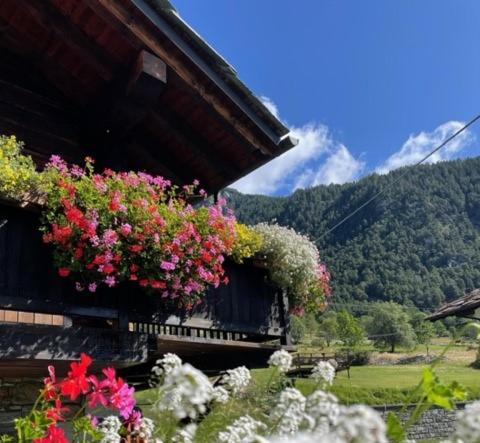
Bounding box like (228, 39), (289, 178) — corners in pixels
(173, 0), (480, 195)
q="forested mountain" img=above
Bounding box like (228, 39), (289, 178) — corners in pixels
(226, 157), (480, 311)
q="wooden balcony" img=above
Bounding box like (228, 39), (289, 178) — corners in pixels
(0, 201), (291, 377)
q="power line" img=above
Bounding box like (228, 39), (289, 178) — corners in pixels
(316, 114), (480, 241)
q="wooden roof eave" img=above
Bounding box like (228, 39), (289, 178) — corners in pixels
(426, 289), (480, 321)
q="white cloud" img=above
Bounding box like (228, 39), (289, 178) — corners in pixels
(376, 121), (475, 174)
(294, 145), (364, 190)
(231, 98), (363, 195)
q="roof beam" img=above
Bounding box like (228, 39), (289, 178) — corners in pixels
(13, 0), (115, 81)
(151, 107), (240, 180)
(84, 0), (278, 155)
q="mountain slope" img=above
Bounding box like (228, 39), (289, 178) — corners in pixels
(226, 157), (480, 310)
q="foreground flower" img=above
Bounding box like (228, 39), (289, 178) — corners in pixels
(268, 350), (293, 373)
(172, 424), (197, 443)
(157, 363), (213, 419)
(451, 401), (480, 443)
(217, 415), (266, 443)
(98, 416), (122, 443)
(221, 366), (251, 394)
(333, 405), (388, 443)
(212, 386), (230, 404)
(306, 390), (340, 435)
(133, 417), (155, 441)
(270, 388), (309, 435)
(33, 424), (68, 443)
(311, 361), (336, 387)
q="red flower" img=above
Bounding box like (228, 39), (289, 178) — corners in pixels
(60, 353), (92, 400)
(58, 268), (70, 277)
(102, 263), (115, 274)
(130, 264), (139, 273)
(151, 280), (166, 289)
(45, 398), (69, 422)
(33, 424), (68, 443)
(129, 245), (143, 253)
(74, 247), (84, 259)
(43, 365), (57, 400)
(139, 279), (149, 287)
(66, 207), (84, 226)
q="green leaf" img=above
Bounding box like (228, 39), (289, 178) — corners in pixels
(386, 412), (406, 443)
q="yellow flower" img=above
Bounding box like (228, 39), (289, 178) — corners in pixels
(0, 135), (39, 200)
(231, 223), (264, 263)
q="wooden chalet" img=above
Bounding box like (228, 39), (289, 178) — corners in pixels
(0, 0), (298, 390)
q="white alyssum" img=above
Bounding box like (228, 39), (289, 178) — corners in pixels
(98, 416), (122, 443)
(221, 366), (252, 394)
(150, 353), (183, 387)
(306, 390), (340, 434)
(333, 405), (388, 443)
(451, 401), (480, 443)
(268, 350), (293, 373)
(172, 424), (197, 443)
(253, 223), (321, 300)
(311, 361), (336, 386)
(212, 386), (230, 404)
(217, 415), (266, 443)
(156, 363), (213, 419)
(133, 417), (155, 441)
(270, 388), (310, 435)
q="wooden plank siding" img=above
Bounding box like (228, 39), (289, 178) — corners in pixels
(0, 202), (288, 347)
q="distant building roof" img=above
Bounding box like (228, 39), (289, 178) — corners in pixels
(426, 289), (480, 321)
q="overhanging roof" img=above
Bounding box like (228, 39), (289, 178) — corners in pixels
(426, 289), (480, 321)
(0, 0), (298, 192)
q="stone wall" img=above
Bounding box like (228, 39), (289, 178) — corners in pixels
(375, 402), (469, 441)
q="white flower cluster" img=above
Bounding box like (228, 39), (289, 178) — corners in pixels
(217, 415), (267, 443)
(270, 388), (309, 435)
(150, 353), (183, 387)
(157, 363), (213, 419)
(133, 417), (155, 441)
(311, 361), (336, 386)
(221, 366), (252, 394)
(253, 223), (321, 301)
(447, 401), (480, 443)
(212, 386), (230, 404)
(268, 350), (293, 373)
(263, 400), (387, 443)
(98, 416), (122, 443)
(172, 424), (197, 443)
(306, 390), (340, 435)
(333, 405), (388, 443)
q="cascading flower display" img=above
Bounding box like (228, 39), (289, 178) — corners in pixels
(252, 223), (332, 314)
(40, 155), (236, 308)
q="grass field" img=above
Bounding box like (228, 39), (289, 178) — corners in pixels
(136, 339), (479, 441)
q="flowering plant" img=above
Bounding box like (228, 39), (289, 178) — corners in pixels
(0, 135), (40, 201)
(9, 353), (143, 443)
(40, 156), (236, 308)
(252, 223), (332, 315)
(230, 223), (263, 263)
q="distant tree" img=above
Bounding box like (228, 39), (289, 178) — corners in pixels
(367, 302), (416, 352)
(336, 311), (364, 348)
(318, 312), (339, 347)
(410, 312), (437, 355)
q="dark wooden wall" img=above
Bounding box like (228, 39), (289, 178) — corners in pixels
(0, 203), (287, 341)
(0, 48), (86, 166)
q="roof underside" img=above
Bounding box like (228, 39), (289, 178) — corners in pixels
(426, 289), (480, 321)
(0, 0), (297, 192)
